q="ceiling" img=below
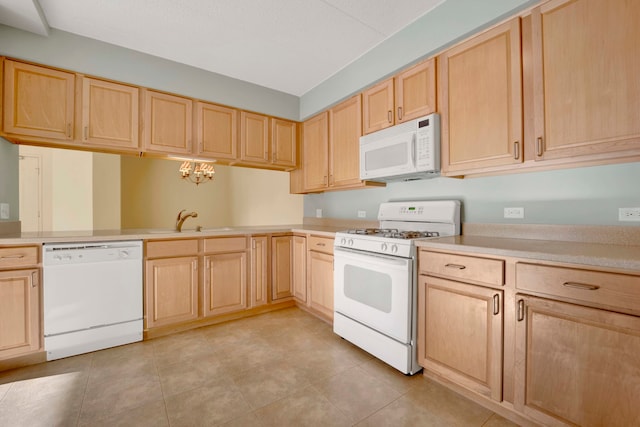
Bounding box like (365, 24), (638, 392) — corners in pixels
(0, 0), (444, 96)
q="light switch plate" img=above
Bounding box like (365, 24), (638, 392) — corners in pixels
(357, 210), (367, 218)
(0, 203), (9, 220)
(315, 208), (323, 218)
(504, 207), (524, 219)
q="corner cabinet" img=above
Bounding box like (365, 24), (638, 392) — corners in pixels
(439, 18), (523, 176)
(292, 235), (307, 303)
(530, 0), (640, 163)
(202, 237), (248, 317)
(144, 240), (199, 329)
(3, 60), (75, 142)
(78, 76), (140, 151)
(0, 246), (41, 361)
(300, 95), (382, 193)
(250, 235), (269, 308)
(271, 235), (293, 300)
(141, 89), (193, 155)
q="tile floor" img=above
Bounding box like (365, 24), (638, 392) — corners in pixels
(0, 307), (519, 426)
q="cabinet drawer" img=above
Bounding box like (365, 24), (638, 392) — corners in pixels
(203, 236), (247, 253)
(146, 239), (198, 258)
(516, 262), (640, 314)
(419, 251), (504, 286)
(0, 246), (39, 269)
(308, 235), (334, 254)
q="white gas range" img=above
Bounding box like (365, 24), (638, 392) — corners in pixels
(333, 200), (461, 375)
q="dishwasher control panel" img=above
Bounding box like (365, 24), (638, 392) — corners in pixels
(43, 241), (143, 265)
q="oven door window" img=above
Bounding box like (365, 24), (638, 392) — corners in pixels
(344, 265), (392, 313)
(334, 248), (412, 343)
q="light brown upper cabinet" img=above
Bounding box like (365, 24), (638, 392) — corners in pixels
(142, 89), (193, 155)
(239, 112), (297, 169)
(362, 58), (436, 134)
(302, 111), (330, 191)
(530, 0), (640, 162)
(439, 19), (523, 176)
(78, 76), (139, 151)
(3, 60), (75, 142)
(301, 95), (383, 193)
(271, 118), (297, 168)
(195, 101), (237, 160)
(329, 94), (364, 187)
(239, 111), (269, 164)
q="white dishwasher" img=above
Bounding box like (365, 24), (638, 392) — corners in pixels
(43, 240), (143, 361)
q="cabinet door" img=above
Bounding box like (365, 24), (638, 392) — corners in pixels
(308, 251), (334, 319)
(271, 236), (293, 300)
(196, 102), (238, 160)
(395, 59), (436, 123)
(292, 236), (307, 303)
(514, 295), (640, 426)
(3, 60), (74, 141)
(145, 256), (198, 329)
(329, 94), (362, 188)
(250, 236), (268, 308)
(239, 111), (269, 164)
(80, 76), (139, 150)
(417, 276), (503, 401)
(302, 112), (329, 191)
(362, 78), (394, 134)
(204, 252), (248, 316)
(142, 90), (193, 155)
(439, 18), (522, 175)
(271, 118), (297, 168)
(0, 269), (40, 359)
(531, 0), (640, 161)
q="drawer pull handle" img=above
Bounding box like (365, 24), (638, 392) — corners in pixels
(0, 254), (26, 259)
(562, 282), (599, 291)
(445, 263), (466, 270)
(536, 136), (544, 157)
(513, 141), (520, 160)
(493, 294), (500, 315)
(387, 110), (393, 123)
(317, 243), (326, 247)
(517, 299), (525, 322)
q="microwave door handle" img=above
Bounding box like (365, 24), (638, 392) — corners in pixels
(411, 133), (417, 167)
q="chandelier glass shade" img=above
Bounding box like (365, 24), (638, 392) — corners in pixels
(179, 161), (215, 185)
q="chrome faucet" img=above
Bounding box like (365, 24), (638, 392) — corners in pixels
(175, 209), (198, 232)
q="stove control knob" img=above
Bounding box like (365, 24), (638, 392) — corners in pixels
(348, 239), (354, 246)
(391, 244), (398, 254)
(381, 243), (388, 252)
(340, 238), (346, 246)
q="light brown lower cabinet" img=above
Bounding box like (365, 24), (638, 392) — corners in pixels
(203, 237), (249, 317)
(292, 235), (307, 303)
(250, 236), (268, 308)
(271, 235), (293, 300)
(145, 256), (198, 329)
(514, 295), (640, 427)
(307, 250), (334, 320)
(417, 275), (503, 401)
(0, 268), (41, 360)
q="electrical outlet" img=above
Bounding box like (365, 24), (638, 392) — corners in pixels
(0, 203), (9, 220)
(357, 210), (367, 218)
(315, 208), (323, 218)
(504, 207), (524, 219)
(619, 207), (640, 222)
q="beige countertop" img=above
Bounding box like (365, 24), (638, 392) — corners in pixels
(0, 224), (342, 245)
(416, 235), (640, 271)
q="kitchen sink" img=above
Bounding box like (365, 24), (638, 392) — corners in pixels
(198, 227), (234, 232)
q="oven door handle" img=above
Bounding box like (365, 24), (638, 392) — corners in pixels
(334, 247), (410, 266)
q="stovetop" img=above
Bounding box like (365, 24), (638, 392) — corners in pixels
(344, 228), (441, 240)
(334, 200), (461, 258)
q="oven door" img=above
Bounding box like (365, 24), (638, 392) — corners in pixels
(333, 246), (413, 343)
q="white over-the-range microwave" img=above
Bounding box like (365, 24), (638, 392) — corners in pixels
(359, 113), (440, 182)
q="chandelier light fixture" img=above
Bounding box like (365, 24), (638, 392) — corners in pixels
(179, 160), (215, 185)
